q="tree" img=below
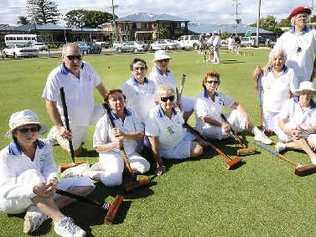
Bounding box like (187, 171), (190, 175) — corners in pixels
(250, 15), (282, 33)
(64, 9), (115, 28)
(17, 16), (30, 25)
(26, 0), (60, 24)
(278, 18), (290, 28)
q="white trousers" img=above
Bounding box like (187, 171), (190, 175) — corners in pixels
(263, 111), (279, 131)
(91, 152), (150, 187)
(48, 104), (105, 150)
(202, 109), (247, 140)
(0, 169), (94, 214)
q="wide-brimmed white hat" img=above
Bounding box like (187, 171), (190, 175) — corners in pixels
(153, 50), (171, 61)
(5, 110), (47, 137)
(295, 81), (316, 95)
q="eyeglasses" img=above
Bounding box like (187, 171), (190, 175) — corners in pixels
(66, 55), (82, 61)
(206, 80), (219, 84)
(17, 126), (40, 134)
(161, 95), (175, 102)
(157, 59), (170, 63)
(133, 67), (146, 71)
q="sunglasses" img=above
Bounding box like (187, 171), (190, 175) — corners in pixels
(161, 95), (175, 102)
(206, 80), (219, 84)
(133, 67), (146, 71)
(157, 59), (170, 63)
(17, 126), (40, 133)
(66, 55), (82, 61)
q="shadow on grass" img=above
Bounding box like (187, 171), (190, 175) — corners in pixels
(221, 59), (245, 64)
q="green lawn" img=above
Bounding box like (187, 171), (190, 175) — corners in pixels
(1, 49), (316, 237)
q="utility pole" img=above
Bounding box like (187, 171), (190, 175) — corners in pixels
(111, 0), (118, 42)
(232, 0), (241, 34)
(256, 0), (261, 47)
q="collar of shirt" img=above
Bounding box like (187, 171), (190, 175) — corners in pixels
(132, 76), (148, 85)
(203, 88), (218, 99)
(158, 105), (177, 118)
(8, 140), (45, 156)
(268, 65), (288, 74)
(61, 62), (85, 75)
(290, 26), (310, 34)
(154, 66), (170, 76)
(110, 108), (132, 121)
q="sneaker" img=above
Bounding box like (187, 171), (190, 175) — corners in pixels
(61, 163), (91, 179)
(275, 142), (286, 153)
(253, 127), (272, 145)
(54, 217), (86, 237)
(23, 205), (48, 234)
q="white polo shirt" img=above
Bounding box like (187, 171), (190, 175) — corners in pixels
(0, 140), (57, 200)
(195, 91), (235, 131)
(122, 77), (156, 122)
(93, 109), (144, 155)
(273, 28), (316, 85)
(279, 97), (316, 127)
(42, 61), (102, 126)
(145, 105), (185, 149)
(262, 66), (296, 114)
(148, 66), (177, 91)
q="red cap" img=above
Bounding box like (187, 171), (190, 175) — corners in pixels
(288, 6), (312, 19)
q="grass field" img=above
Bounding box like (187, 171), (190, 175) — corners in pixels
(1, 49), (316, 237)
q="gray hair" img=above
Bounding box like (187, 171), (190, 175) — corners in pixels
(62, 43), (80, 57)
(158, 85), (175, 97)
(269, 47), (287, 62)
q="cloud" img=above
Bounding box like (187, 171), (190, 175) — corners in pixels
(0, 0), (313, 25)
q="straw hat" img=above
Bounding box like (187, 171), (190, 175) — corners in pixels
(295, 81), (316, 96)
(153, 50), (171, 61)
(5, 110), (47, 137)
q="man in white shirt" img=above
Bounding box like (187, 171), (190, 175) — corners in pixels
(273, 6), (316, 88)
(42, 43), (108, 156)
(274, 81), (316, 164)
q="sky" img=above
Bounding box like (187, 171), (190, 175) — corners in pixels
(0, 0), (314, 26)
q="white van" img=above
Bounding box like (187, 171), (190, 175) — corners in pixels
(4, 34), (38, 46)
(178, 35), (201, 50)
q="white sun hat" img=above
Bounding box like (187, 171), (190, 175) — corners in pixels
(6, 110), (47, 137)
(295, 81), (316, 96)
(153, 50), (171, 61)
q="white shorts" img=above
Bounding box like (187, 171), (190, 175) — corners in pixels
(90, 151), (150, 186)
(202, 109), (247, 140)
(181, 96), (195, 113)
(263, 111), (279, 131)
(160, 132), (194, 159)
(47, 104), (105, 151)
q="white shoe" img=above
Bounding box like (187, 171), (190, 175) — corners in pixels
(253, 127), (272, 145)
(275, 142), (286, 153)
(23, 205), (48, 234)
(54, 217), (86, 237)
(61, 163), (91, 179)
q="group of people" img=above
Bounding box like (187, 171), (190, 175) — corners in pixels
(1, 5), (316, 237)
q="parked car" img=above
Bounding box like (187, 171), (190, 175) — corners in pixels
(2, 44), (39, 58)
(150, 40), (169, 50)
(240, 37), (255, 47)
(77, 41), (102, 54)
(94, 41), (111, 48)
(32, 42), (48, 51)
(178, 35), (201, 50)
(113, 41), (145, 53)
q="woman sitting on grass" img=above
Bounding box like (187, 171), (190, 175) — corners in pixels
(194, 71), (272, 144)
(274, 81), (316, 164)
(0, 110), (94, 236)
(145, 85), (204, 176)
(253, 48), (296, 133)
(92, 89), (150, 186)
